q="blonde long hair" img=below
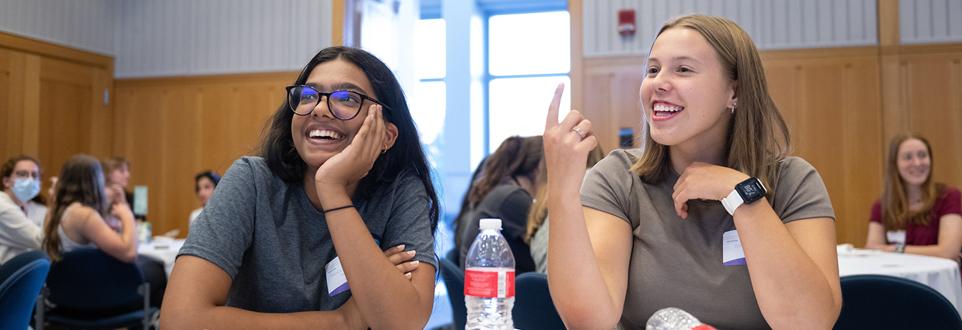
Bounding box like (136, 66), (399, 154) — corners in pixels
(882, 133), (941, 229)
(630, 15), (790, 192)
(525, 145), (606, 243)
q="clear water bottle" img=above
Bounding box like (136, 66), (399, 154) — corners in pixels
(646, 307), (716, 330)
(464, 218), (515, 330)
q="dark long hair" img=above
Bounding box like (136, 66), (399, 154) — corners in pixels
(43, 155), (110, 261)
(259, 46), (439, 232)
(467, 136), (543, 207)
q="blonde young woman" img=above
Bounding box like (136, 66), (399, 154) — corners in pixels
(542, 15), (841, 328)
(865, 133), (962, 259)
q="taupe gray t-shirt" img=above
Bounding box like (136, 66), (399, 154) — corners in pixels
(581, 149), (835, 329)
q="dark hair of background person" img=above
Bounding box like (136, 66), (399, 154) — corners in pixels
(525, 145), (606, 243)
(194, 170), (222, 193)
(42, 155), (110, 261)
(882, 132), (943, 229)
(258, 46), (439, 233)
(1, 154), (46, 205)
(466, 136), (543, 208)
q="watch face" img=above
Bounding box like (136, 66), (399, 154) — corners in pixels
(737, 178), (766, 203)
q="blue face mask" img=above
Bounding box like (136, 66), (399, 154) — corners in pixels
(12, 178), (40, 203)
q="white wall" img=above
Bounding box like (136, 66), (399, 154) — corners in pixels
(114, 0), (332, 78)
(0, 0), (115, 55)
(900, 0), (962, 44)
(0, 0), (332, 77)
(583, 0), (878, 57)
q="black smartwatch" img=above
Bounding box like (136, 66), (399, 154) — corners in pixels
(721, 177), (768, 215)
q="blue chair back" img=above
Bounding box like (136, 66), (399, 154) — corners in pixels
(440, 249), (466, 330)
(0, 250), (51, 330)
(835, 274), (962, 330)
(45, 248), (146, 313)
(513, 272), (564, 330)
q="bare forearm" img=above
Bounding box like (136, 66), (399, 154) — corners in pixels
(734, 203), (840, 328)
(905, 245), (961, 260)
(162, 306), (348, 329)
(546, 199), (620, 328)
(321, 188), (432, 329)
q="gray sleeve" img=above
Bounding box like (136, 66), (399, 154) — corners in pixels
(772, 157), (836, 223)
(581, 151), (634, 225)
(178, 158), (257, 279)
(381, 175), (438, 270)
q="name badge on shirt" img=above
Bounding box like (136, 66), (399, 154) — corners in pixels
(326, 257), (350, 296)
(886, 230), (907, 244)
(723, 230), (746, 266)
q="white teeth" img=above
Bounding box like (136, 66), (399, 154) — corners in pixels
(308, 129), (342, 140)
(653, 103), (684, 112)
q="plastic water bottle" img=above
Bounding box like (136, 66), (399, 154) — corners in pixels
(464, 218), (515, 330)
(646, 307), (716, 330)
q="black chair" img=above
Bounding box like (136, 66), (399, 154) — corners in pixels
(513, 272), (565, 330)
(440, 249), (466, 330)
(38, 248), (158, 330)
(0, 250), (50, 330)
(834, 274), (962, 330)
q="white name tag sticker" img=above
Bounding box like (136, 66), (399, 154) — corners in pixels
(886, 230), (906, 244)
(326, 256), (350, 296)
(723, 230), (746, 266)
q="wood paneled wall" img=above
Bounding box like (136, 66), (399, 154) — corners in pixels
(0, 31), (113, 198)
(881, 44), (962, 193)
(113, 72), (297, 237)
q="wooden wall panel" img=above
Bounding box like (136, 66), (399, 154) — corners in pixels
(881, 45), (962, 192)
(114, 72), (296, 237)
(0, 33), (112, 198)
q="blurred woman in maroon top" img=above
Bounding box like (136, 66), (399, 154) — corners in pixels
(866, 133), (962, 260)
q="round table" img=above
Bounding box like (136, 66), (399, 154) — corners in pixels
(838, 247), (962, 314)
(138, 237), (186, 276)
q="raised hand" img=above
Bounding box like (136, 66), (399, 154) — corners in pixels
(543, 83), (598, 195)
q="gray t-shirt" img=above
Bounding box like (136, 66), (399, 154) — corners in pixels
(179, 156), (437, 313)
(581, 149), (835, 330)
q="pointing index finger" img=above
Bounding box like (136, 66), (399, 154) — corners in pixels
(545, 83), (565, 130)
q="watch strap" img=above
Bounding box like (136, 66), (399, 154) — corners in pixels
(721, 189), (743, 215)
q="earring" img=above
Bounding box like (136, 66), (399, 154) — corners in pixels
(730, 102), (737, 114)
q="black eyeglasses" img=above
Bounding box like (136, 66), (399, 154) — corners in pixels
(286, 85), (389, 120)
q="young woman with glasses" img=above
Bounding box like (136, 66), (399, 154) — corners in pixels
(161, 47), (440, 329)
(542, 15), (841, 328)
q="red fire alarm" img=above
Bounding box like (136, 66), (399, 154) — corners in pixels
(618, 9), (636, 37)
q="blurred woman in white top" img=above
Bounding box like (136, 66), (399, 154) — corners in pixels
(188, 170), (220, 225)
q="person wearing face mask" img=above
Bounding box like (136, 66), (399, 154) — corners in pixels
(0, 155), (45, 264)
(865, 133), (962, 260)
(188, 170), (221, 226)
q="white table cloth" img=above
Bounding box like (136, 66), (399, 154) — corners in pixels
(138, 237), (185, 276)
(838, 247), (962, 314)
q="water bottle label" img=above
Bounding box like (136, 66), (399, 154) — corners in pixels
(464, 268), (515, 298)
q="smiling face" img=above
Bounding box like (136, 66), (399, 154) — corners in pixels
(640, 27), (736, 149)
(896, 138), (931, 188)
(291, 58), (377, 170)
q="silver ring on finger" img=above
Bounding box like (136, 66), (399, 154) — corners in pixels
(571, 127), (586, 139)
